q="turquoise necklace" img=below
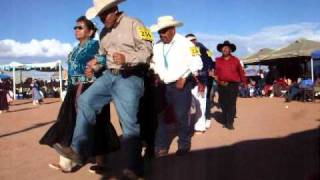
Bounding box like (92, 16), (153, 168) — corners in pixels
(162, 41), (175, 69)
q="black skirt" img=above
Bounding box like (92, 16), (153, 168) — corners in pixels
(39, 83), (120, 156)
(0, 90), (9, 110)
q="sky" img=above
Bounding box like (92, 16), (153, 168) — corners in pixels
(1, 0), (320, 64)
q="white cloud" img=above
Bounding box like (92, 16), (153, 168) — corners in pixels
(194, 22), (320, 58)
(0, 39), (72, 58)
(1, 22), (320, 63)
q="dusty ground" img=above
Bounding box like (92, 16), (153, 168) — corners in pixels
(0, 97), (319, 180)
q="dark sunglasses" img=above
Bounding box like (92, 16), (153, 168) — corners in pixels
(73, 26), (84, 30)
(158, 27), (171, 34)
(98, 8), (117, 22)
(99, 13), (107, 22)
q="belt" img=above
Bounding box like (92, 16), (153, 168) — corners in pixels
(70, 75), (89, 85)
(109, 68), (121, 76)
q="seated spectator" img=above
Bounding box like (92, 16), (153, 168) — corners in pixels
(285, 77), (313, 102)
(272, 77), (288, 97)
(314, 74), (320, 98)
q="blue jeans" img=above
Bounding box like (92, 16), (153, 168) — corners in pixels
(71, 70), (144, 173)
(155, 81), (193, 150)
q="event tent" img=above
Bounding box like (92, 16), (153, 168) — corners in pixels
(0, 73), (12, 79)
(311, 50), (320, 82)
(242, 48), (274, 64)
(0, 61), (63, 100)
(262, 39), (320, 62)
(242, 39), (320, 81)
(311, 50), (320, 59)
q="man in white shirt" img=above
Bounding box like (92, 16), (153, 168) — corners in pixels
(150, 16), (203, 156)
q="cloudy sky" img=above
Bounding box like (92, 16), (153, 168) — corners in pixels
(1, 0), (320, 64)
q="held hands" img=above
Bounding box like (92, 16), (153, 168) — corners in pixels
(208, 69), (217, 79)
(176, 78), (186, 90)
(85, 58), (98, 78)
(113, 52), (126, 65)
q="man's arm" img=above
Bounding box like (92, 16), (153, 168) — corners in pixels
(124, 20), (153, 66)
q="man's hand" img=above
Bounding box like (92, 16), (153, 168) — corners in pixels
(219, 81), (228, 86)
(85, 68), (94, 78)
(176, 78), (186, 90)
(87, 58), (98, 69)
(85, 58), (98, 78)
(208, 69), (217, 79)
(113, 52), (126, 65)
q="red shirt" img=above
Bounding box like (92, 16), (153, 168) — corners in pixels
(215, 55), (247, 84)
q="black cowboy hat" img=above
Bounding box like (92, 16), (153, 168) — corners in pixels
(217, 40), (236, 52)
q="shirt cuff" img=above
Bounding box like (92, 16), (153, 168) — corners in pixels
(95, 55), (106, 65)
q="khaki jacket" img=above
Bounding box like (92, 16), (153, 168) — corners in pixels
(100, 13), (153, 70)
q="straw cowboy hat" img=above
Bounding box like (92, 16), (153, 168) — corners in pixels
(85, 0), (126, 19)
(217, 40), (237, 52)
(150, 16), (183, 32)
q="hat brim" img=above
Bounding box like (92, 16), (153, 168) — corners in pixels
(85, 0), (126, 20)
(217, 43), (236, 52)
(150, 21), (183, 32)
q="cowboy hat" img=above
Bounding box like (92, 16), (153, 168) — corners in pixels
(217, 40), (236, 52)
(150, 16), (183, 32)
(86, 0), (126, 20)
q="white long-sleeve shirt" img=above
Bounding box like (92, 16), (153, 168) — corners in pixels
(151, 33), (203, 84)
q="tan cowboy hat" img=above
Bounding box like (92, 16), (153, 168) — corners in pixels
(150, 16), (183, 32)
(85, 0), (126, 20)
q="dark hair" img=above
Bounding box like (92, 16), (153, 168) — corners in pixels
(185, 33), (196, 38)
(76, 16), (97, 39)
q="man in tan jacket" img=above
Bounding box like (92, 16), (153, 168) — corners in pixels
(53, 0), (152, 177)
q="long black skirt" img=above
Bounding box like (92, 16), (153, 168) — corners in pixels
(0, 91), (9, 111)
(39, 83), (120, 156)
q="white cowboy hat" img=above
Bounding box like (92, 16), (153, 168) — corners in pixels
(85, 0), (126, 20)
(150, 16), (183, 32)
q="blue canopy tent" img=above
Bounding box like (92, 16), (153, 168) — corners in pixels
(0, 74), (12, 79)
(0, 61), (63, 100)
(311, 50), (320, 82)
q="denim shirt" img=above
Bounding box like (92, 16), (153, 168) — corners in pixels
(67, 40), (105, 85)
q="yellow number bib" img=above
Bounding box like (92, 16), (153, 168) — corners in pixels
(190, 47), (201, 56)
(207, 50), (213, 58)
(137, 27), (154, 42)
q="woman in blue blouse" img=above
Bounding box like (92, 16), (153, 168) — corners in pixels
(40, 16), (119, 173)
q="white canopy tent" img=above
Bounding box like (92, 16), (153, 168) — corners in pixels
(0, 60), (63, 100)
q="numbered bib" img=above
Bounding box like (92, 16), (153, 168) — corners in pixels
(207, 50), (213, 58)
(137, 27), (154, 42)
(190, 47), (201, 56)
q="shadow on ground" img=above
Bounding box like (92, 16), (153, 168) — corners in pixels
(0, 120), (55, 138)
(100, 128), (319, 180)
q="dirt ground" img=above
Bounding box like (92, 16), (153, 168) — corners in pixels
(0, 97), (319, 180)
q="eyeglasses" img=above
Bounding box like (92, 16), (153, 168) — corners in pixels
(158, 27), (171, 34)
(98, 8), (116, 22)
(99, 13), (106, 22)
(73, 26), (84, 30)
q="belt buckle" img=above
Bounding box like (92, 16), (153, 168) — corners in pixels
(110, 69), (121, 75)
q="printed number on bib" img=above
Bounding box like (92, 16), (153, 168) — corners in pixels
(190, 47), (200, 56)
(137, 27), (153, 42)
(207, 50), (213, 58)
